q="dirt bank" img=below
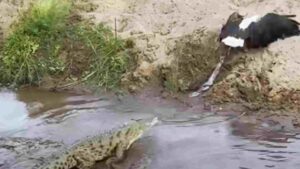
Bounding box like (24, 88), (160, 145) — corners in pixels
(207, 36), (300, 111)
(1, 0), (300, 110)
(76, 0), (300, 110)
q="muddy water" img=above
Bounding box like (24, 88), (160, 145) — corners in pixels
(1, 88), (300, 169)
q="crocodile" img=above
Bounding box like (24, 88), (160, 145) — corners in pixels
(37, 117), (158, 169)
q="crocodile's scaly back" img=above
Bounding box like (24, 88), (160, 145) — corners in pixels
(37, 151), (77, 169)
(38, 117), (158, 169)
(71, 117), (158, 168)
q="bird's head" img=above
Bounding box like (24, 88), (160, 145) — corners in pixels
(219, 12), (244, 41)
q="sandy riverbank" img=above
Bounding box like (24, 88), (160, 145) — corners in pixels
(1, 0), (300, 110)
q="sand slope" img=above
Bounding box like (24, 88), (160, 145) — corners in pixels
(1, 0), (300, 107)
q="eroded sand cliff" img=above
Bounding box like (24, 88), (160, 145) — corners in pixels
(1, 0), (300, 109)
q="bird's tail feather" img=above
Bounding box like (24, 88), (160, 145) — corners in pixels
(292, 20), (300, 25)
(281, 14), (300, 25)
(282, 14), (297, 18)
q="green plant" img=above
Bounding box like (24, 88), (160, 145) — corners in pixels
(76, 24), (129, 90)
(19, 0), (71, 38)
(164, 77), (180, 93)
(0, 34), (40, 84)
(0, 0), (71, 85)
(0, 0), (130, 90)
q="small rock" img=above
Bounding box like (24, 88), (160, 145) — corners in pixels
(160, 28), (170, 35)
(271, 94), (282, 103)
(128, 85), (138, 93)
(27, 102), (44, 114)
(161, 91), (169, 98)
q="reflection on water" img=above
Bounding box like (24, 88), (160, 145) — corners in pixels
(137, 119), (300, 169)
(1, 88), (300, 169)
(17, 87), (108, 117)
(229, 120), (300, 169)
(0, 89), (27, 135)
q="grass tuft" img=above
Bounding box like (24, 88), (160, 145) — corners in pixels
(0, 0), (130, 90)
(75, 24), (129, 90)
(0, 0), (71, 85)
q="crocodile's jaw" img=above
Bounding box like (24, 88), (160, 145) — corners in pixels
(127, 132), (143, 149)
(125, 117), (158, 149)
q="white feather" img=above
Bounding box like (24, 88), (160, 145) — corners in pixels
(239, 15), (261, 30)
(221, 36), (244, 47)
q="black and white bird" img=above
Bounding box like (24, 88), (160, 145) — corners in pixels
(220, 12), (300, 48)
(190, 12), (300, 97)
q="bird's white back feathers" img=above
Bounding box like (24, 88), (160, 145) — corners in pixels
(239, 15), (261, 30)
(221, 36), (245, 47)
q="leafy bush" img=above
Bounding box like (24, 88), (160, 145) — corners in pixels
(0, 34), (39, 84)
(0, 0), (129, 90)
(19, 0), (70, 37)
(76, 24), (129, 90)
(0, 0), (71, 85)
